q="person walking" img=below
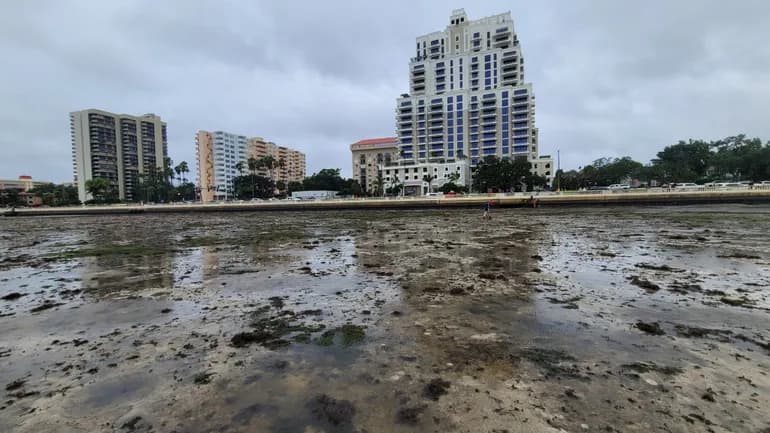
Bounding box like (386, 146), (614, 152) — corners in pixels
(483, 200), (492, 220)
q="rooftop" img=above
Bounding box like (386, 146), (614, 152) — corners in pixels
(350, 137), (399, 150)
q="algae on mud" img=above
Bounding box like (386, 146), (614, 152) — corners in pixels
(0, 206), (769, 433)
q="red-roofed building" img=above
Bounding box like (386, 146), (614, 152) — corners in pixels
(350, 137), (399, 195)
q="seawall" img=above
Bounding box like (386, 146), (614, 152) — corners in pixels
(4, 189), (770, 217)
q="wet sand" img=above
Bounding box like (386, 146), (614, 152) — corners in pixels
(1, 205), (768, 433)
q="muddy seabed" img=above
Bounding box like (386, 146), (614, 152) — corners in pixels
(0, 205), (768, 433)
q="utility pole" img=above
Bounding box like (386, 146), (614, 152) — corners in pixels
(556, 149), (561, 193)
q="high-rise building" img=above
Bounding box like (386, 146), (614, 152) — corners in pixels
(395, 9), (551, 183)
(350, 137), (399, 194)
(70, 109), (167, 202)
(196, 130), (306, 202)
(247, 137), (306, 186)
(195, 130), (248, 202)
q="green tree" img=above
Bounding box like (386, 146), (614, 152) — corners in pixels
(258, 155), (278, 179)
(173, 161), (189, 185)
(287, 181), (304, 194)
(374, 172), (385, 197)
(0, 189), (22, 207)
(85, 177), (116, 203)
(233, 175), (275, 200)
(173, 164), (182, 185)
(439, 182), (467, 194)
(339, 179), (363, 196)
(303, 168), (345, 191)
(386, 181), (403, 196)
(652, 140), (712, 183)
(235, 161), (246, 177)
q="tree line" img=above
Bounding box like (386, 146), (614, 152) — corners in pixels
(8, 133), (767, 206)
(556, 135), (770, 189)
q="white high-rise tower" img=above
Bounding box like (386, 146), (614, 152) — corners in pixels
(395, 9), (552, 183)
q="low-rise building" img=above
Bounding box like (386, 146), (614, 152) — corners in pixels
(383, 159), (471, 196)
(0, 175), (49, 192)
(532, 155), (554, 187)
(350, 137), (399, 194)
(0, 176), (51, 206)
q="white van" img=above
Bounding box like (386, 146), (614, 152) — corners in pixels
(674, 182), (700, 190)
(608, 184), (630, 190)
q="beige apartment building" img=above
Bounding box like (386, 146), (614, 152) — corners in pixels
(350, 137), (399, 194)
(248, 137), (306, 186)
(196, 130), (305, 202)
(70, 109), (167, 202)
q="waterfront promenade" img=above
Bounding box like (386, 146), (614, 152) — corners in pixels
(4, 187), (770, 216)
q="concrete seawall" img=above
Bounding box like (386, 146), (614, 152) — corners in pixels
(4, 189), (770, 217)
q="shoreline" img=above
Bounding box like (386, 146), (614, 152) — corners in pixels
(4, 189), (770, 216)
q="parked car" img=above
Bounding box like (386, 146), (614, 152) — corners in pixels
(714, 182), (748, 188)
(608, 184), (630, 190)
(673, 182), (700, 189)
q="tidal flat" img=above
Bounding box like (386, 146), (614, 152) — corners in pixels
(1, 205), (768, 433)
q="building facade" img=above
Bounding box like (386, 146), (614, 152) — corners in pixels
(384, 159), (471, 196)
(0, 175), (51, 206)
(195, 130), (248, 202)
(70, 109), (167, 202)
(532, 155), (554, 187)
(350, 137), (399, 194)
(395, 9), (548, 181)
(248, 137), (306, 186)
(0, 175), (49, 192)
(196, 130), (306, 202)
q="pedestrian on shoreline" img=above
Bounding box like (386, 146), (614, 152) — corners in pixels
(483, 200), (492, 220)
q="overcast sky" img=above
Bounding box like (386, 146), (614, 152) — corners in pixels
(1, 0), (769, 183)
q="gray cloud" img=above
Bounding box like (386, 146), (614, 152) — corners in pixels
(1, 0), (769, 182)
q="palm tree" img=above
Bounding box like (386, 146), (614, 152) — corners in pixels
(374, 171), (385, 197)
(178, 161), (189, 183)
(235, 161), (245, 177)
(85, 177), (113, 202)
(260, 155), (277, 179)
(174, 163), (183, 186)
(247, 157), (258, 175)
(247, 157), (259, 199)
(277, 158), (286, 185)
(422, 174), (434, 195)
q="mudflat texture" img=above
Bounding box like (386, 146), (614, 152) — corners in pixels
(0, 205), (768, 433)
